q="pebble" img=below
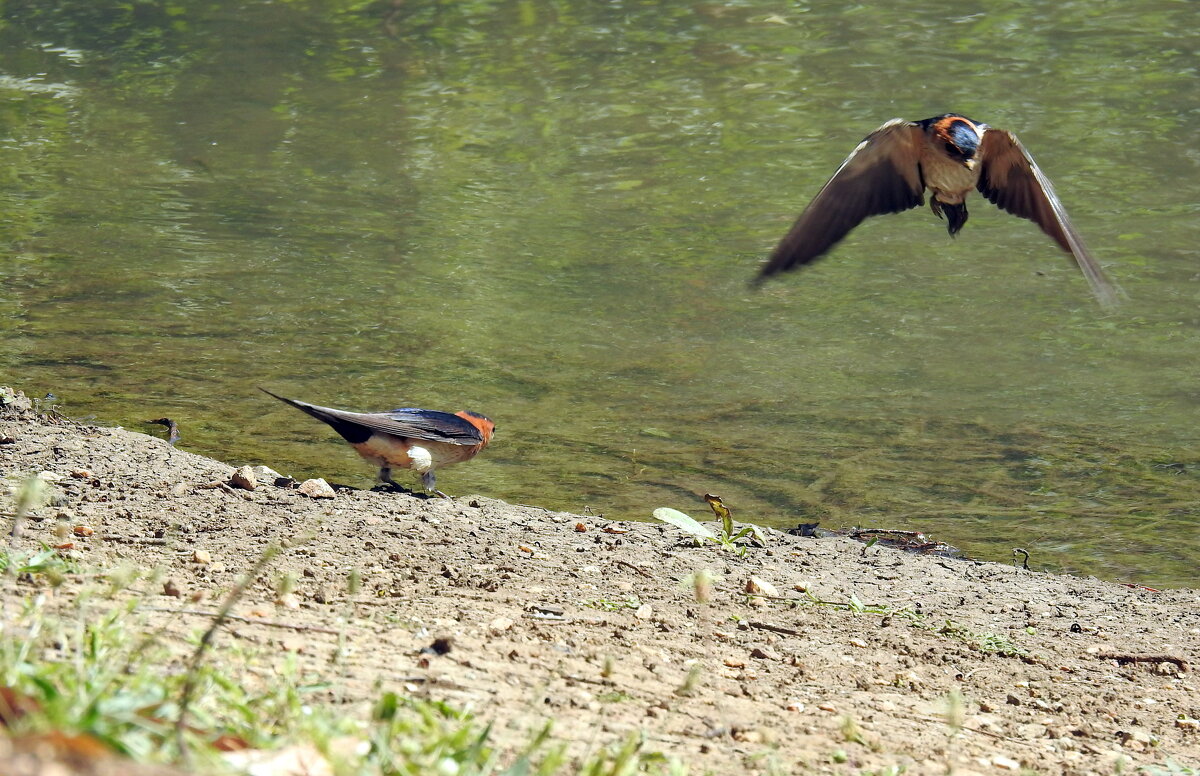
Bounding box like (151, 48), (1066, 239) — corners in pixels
(488, 616), (514, 634)
(253, 465), (284, 482)
(750, 646), (780, 661)
(230, 465), (257, 491)
(634, 603), (653, 620)
(192, 549), (212, 564)
(992, 756), (1021, 771)
(298, 478), (336, 499)
(745, 576), (778, 597)
(72, 525), (94, 537)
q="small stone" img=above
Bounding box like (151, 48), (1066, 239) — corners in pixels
(993, 755), (1021, 771)
(192, 549), (212, 565)
(72, 525), (94, 537)
(785, 701), (805, 712)
(750, 646), (780, 661)
(488, 616), (514, 634)
(276, 593), (301, 609)
(252, 465), (284, 482)
(724, 656), (747, 668)
(818, 703), (836, 713)
(731, 727), (763, 744)
(162, 580), (183, 598)
(1005, 694), (1021, 706)
(70, 469), (93, 480)
(230, 466), (257, 491)
(634, 603), (653, 620)
(745, 576), (778, 597)
(209, 561), (226, 573)
(849, 637), (868, 648)
(1175, 717), (1199, 730)
(298, 478), (336, 498)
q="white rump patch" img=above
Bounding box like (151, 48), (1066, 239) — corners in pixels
(407, 445), (433, 472)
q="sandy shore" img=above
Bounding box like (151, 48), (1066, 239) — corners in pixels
(2, 388), (1198, 774)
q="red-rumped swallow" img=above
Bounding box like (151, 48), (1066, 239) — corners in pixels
(757, 114), (1118, 305)
(261, 388), (494, 497)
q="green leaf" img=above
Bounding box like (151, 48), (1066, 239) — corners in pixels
(651, 508), (717, 539)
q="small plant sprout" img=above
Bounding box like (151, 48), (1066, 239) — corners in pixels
(275, 571), (297, 598)
(7, 473), (50, 544)
(944, 689), (965, 735)
(674, 664), (702, 697)
(840, 715), (866, 745)
(652, 494), (765, 556)
(681, 569), (718, 603)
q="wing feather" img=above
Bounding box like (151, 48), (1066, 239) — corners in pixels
(758, 119), (927, 280)
(977, 129), (1119, 305)
(349, 408), (485, 444)
(262, 389), (484, 445)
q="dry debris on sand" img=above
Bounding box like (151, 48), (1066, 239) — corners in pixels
(2, 391), (1199, 774)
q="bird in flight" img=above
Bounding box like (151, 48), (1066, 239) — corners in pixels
(756, 114), (1118, 305)
(261, 388), (494, 497)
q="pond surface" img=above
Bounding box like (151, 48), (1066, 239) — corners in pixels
(2, 0), (1198, 586)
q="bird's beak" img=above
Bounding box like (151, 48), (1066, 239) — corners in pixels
(963, 158), (978, 171)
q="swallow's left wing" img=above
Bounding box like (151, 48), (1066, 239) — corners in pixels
(359, 408), (485, 445)
(976, 129), (1119, 306)
(757, 119), (927, 281)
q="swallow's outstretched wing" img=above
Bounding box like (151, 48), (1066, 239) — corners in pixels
(976, 129), (1118, 306)
(261, 389), (485, 445)
(757, 119), (927, 281)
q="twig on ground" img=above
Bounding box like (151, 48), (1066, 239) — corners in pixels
(174, 543), (281, 763)
(146, 418), (181, 445)
(142, 606), (342, 635)
(615, 560), (653, 578)
(1095, 653), (1189, 672)
(747, 621), (803, 637)
(896, 713), (1034, 745)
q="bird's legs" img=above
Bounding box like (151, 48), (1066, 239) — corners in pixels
(378, 467), (407, 492)
(930, 197), (969, 236)
(421, 470), (450, 499)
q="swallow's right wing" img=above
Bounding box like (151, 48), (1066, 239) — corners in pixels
(976, 129), (1119, 306)
(261, 388), (485, 445)
(757, 119), (927, 281)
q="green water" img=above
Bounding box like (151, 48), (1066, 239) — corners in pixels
(2, 1), (1198, 586)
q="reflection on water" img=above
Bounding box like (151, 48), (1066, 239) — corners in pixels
(1, 0), (1197, 586)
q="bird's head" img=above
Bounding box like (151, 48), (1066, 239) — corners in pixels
(931, 115), (983, 170)
(458, 411), (496, 444)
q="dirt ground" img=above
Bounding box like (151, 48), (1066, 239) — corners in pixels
(2, 389), (1198, 775)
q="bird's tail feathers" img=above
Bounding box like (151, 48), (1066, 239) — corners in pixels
(259, 387), (366, 440)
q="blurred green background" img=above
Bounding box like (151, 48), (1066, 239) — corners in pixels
(2, 0), (1197, 585)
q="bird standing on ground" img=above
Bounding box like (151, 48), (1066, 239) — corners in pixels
(261, 388), (494, 497)
(756, 114), (1118, 305)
